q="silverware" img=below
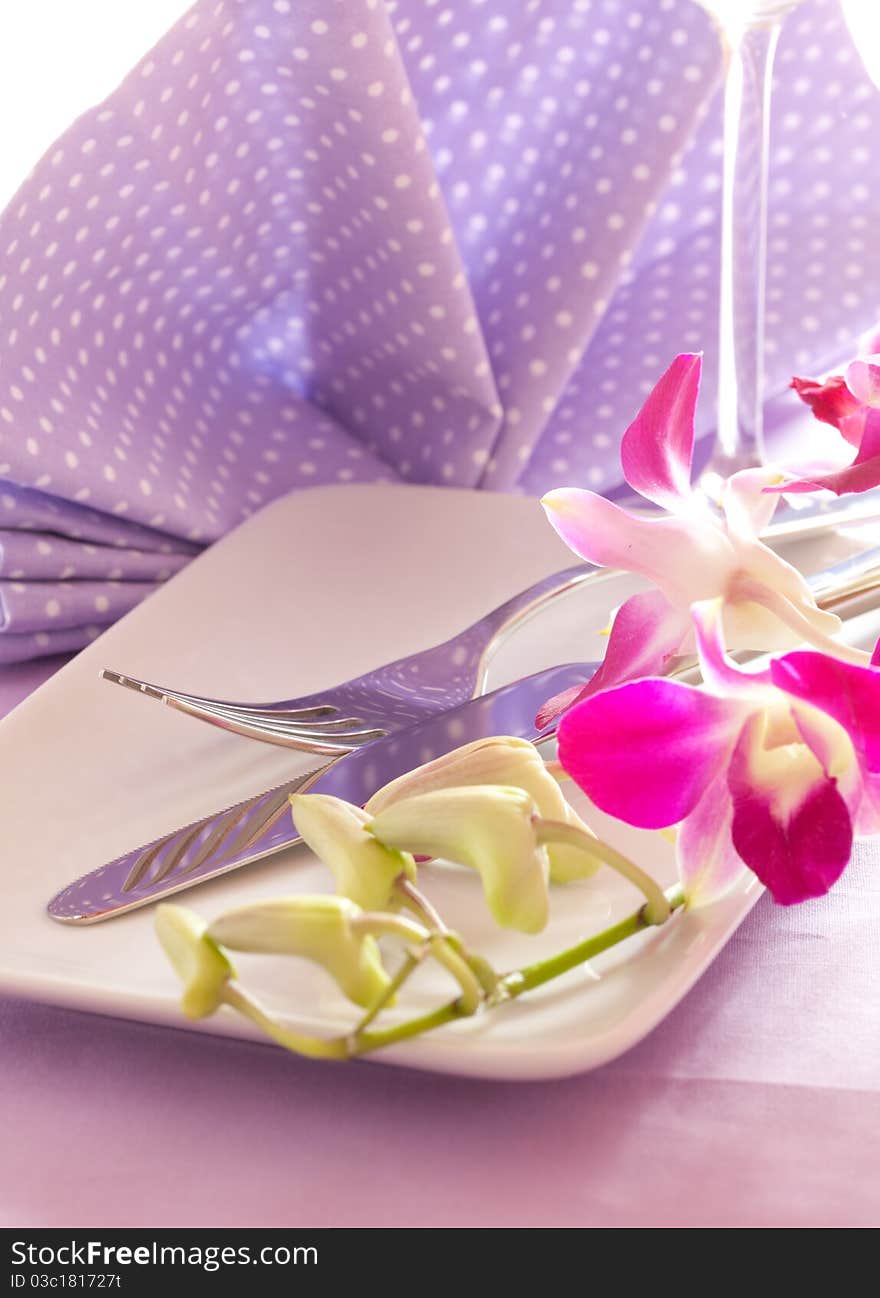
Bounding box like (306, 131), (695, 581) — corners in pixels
(50, 536), (880, 926)
(47, 661), (595, 925)
(99, 534), (880, 753)
(99, 563), (603, 753)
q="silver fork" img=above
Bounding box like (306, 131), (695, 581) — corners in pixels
(100, 542), (880, 754)
(100, 563), (607, 754)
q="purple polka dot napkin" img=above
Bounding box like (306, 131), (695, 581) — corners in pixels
(0, 0), (878, 663)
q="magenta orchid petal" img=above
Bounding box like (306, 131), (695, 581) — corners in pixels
(580, 590), (688, 697)
(730, 770), (851, 904)
(557, 678), (745, 829)
(838, 407), (874, 451)
(847, 406), (880, 465)
(790, 373), (865, 439)
(677, 776), (745, 907)
(534, 682), (590, 731)
(770, 651), (880, 774)
(534, 589), (689, 727)
(769, 407), (880, 496)
(728, 714), (852, 904)
(762, 459), (880, 496)
(691, 598), (771, 695)
(872, 638), (880, 668)
(786, 454), (880, 497)
(619, 352), (702, 509)
(845, 357), (880, 408)
(852, 771), (880, 838)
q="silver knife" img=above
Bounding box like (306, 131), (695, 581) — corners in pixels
(47, 661), (595, 925)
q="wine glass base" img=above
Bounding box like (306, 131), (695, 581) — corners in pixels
(697, 445), (764, 505)
(701, 445), (765, 480)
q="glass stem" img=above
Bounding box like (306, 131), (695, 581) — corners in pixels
(713, 19), (781, 472)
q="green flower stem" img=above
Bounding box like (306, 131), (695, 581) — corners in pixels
(351, 1001), (466, 1055)
(460, 948), (500, 997)
(426, 935), (483, 1014)
(351, 885), (687, 1056)
(394, 875), (500, 996)
(352, 909), (483, 1015)
(222, 982), (349, 1060)
(395, 875), (448, 931)
(354, 950), (423, 1033)
(534, 818), (672, 925)
(350, 911), (429, 945)
(504, 884), (685, 997)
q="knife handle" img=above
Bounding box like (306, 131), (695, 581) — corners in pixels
(47, 763), (331, 924)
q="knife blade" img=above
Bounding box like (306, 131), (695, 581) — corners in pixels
(47, 661), (596, 925)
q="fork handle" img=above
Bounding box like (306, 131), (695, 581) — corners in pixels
(451, 562), (604, 694)
(807, 542), (880, 611)
(99, 562), (604, 745)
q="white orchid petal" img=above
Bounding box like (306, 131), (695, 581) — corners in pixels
(369, 786), (551, 934)
(543, 488), (738, 609)
(365, 735), (598, 883)
(291, 793), (415, 911)
(721, 467), (786, 537)
(155, 905), (234, 1019)
(208, 895), (391, 1009)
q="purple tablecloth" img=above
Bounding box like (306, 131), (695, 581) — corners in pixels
(2, 662), (878, 1228)
(2, 0), (880, 1228)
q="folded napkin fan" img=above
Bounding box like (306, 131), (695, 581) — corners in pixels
(0, 0), (878, 663)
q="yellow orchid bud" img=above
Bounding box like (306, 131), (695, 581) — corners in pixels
(368, 785), (551, 934)
(155, 904), (234, 1020)
(290, 792), (416, 910)
(207, 894), (391, 1009)
(364, 735), (600, 883)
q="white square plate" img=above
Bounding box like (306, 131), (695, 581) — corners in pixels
(0, 484), (874, 1079)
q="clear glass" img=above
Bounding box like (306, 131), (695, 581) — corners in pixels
(693, 0), (809, 477)
(695, 2), (807, 28)
(840, 2), (880, 90)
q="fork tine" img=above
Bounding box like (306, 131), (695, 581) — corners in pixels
(99, 669), (337, 721)
(160, 694), (386, 751)
(99, 667), (395, 749)
(100, 670), (386, 749)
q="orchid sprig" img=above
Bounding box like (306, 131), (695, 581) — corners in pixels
(534, 350), (880, 908)
(156, 737), (681, 1060)
(556, 600), (880, 906)
(537, 353), (868, 726)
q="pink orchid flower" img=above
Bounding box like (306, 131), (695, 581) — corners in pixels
(556, 600), (880, 907)
(782, 324), (880, 496)
(537, 353), (850, 727)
